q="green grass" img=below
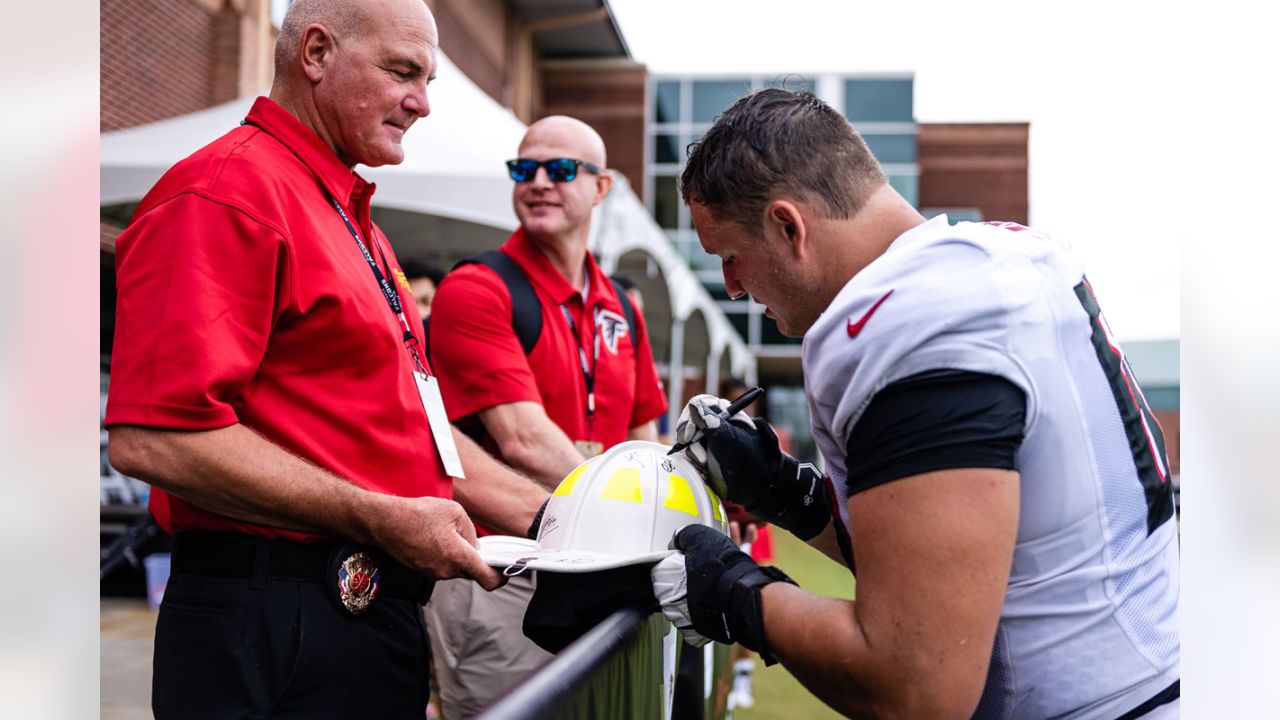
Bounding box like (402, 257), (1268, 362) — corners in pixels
(734, 529), (854, 720)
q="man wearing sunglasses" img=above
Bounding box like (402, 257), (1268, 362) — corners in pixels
(425, 116), (667, 716)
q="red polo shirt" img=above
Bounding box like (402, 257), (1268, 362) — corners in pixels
(430, 228), (667, 451)
(105, 97), (451, 540)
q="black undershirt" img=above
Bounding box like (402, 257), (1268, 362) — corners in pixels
(844, 369), (1027, 497)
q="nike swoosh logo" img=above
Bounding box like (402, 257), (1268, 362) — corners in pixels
(846, 290), (894, 338)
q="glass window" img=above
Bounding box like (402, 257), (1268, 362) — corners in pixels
(653, 175), (680, 229)
(653, 133), (682, 165)
(727, 311), (750, 339)
(688, 244), (721, 272)
(677, 231), (718, 271)
(671, 234), (700, 264)
(654, 81), (681, 124)
(766, 385), (817, 460)
(707, 284), (733, 301)
(844, 79), (913, 122)
(1144, 387), (1180, 411)
(764, 75), (816, 94)
(692, 80), (751, 123)
(887, 173), (919, 208)
(862, 133), (916, 164)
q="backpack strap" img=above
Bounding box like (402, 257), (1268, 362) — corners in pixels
(453, 250), (542, 355)
(451, 252), (640, 360)
(610, 277), (639, 353)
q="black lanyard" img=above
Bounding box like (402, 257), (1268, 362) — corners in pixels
(328, 196), (428, 374)
(559, 302), (599, 433)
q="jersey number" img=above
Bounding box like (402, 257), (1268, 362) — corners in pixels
(1075, 278), (1175, 535)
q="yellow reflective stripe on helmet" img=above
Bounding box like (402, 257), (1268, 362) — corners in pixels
(664, 474), (699, 517)
(599, 467), (643, 503)
(554, 463), (589, 497)
(710, 495), (725, 524)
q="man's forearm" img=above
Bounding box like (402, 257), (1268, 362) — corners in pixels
(452, 428), (548, 536)
(627, 420), (659, 442)
(109, 423), (382, 538)
(760, 469), (1017, 719)
(760, 583), (920, 719)
(478, 401), (584, 489)
(804, 523), (848, 568)
(107, 423), (504, 587)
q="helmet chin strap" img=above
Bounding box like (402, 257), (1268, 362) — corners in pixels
(504, 558), (533, 577)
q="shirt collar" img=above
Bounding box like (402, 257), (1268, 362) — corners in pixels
(505, 227), (610, 307)
(887, 213), (952, 253)
(243, 96), (374, 209)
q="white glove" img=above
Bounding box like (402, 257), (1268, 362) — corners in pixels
(651, 552), (710, 648)
(674, 394), (756, 499)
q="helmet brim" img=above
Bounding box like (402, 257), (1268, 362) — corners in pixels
(477, 535), (676, 574)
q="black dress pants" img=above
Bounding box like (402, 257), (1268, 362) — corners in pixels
(153, 570), (431, 719)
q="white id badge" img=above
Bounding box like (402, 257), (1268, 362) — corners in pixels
(414, 371), (466, 479)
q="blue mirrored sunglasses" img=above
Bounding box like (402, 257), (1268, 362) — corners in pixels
(506, 157), (603, 183)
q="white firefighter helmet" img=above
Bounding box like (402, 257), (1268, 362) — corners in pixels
(478, 440), (730, 574)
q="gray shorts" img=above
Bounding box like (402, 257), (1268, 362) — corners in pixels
(425, 573), (554, 718)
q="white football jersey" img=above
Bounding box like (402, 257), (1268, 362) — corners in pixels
(803, 216), (1179, 719)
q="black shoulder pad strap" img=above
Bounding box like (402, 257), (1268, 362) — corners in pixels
(610, 277), (639, 348)
(453, 250), (542, 355)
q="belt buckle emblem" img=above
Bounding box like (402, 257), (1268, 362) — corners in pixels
(337, 551), (380, 615)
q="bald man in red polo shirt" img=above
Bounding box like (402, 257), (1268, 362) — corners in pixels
(105, 1), (545, 717)
(427, 116), (667, 715)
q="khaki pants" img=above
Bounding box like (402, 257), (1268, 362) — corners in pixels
(425, 573), (554, 719)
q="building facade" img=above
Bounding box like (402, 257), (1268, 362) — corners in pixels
(918, 122), (1030, 224)
(101, 0), (277, 132)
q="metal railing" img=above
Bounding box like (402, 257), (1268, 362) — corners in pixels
(477, 606), (733, 720)
(477, 606), (653, 720)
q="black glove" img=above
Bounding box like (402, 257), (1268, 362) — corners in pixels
(669, 524), (795, 665)
(526, 497), (550, 540)
(674, 394), (832, 540)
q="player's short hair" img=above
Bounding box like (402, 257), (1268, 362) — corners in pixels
(680, 89), (886, 232)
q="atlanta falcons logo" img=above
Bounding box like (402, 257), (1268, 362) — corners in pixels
(595, 308), (630, 354)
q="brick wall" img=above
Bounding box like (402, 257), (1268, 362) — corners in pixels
(541, 61), (647, 199)
(429, 0), (526, 117)
(1154, 409), (1181, 477)
(101, 0), (273, 132)
(918, 123), (1029, 224)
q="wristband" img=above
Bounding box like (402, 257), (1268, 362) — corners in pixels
(727, 564), (795, 665)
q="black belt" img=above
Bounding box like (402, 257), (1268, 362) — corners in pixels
(1115, 679), (1179, 720)
(172, 532), (435, 610)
